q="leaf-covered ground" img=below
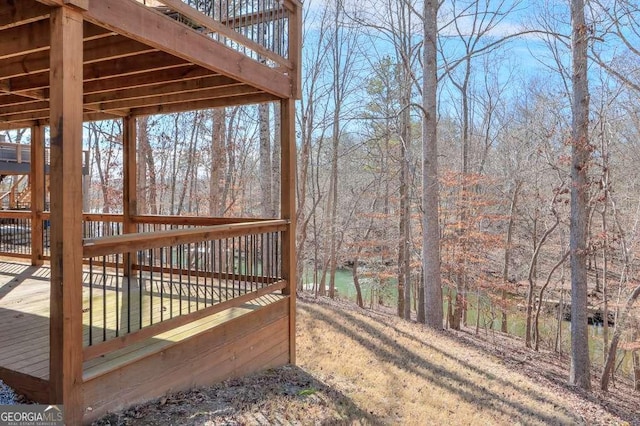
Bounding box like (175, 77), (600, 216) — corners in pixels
(95, 294), (640, 425)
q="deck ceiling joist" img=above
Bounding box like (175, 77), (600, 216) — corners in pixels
(0, 0), (292, 130)
(0, 1), (50, 31)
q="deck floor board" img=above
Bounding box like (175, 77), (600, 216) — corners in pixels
(0, 260), (283, 385)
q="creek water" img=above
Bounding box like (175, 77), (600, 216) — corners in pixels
(303, 267), (635, 375)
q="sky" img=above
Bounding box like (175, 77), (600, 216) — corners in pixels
(299, 0), (581, 136)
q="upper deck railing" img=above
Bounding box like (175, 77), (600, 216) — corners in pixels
(0, 142), (90, 172)
(139, 0), (301, 86)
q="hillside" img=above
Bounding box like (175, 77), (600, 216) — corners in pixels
(95, 295), (640, 425)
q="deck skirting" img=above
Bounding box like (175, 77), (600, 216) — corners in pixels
(82, 296), (290, 423)
(0, 262), (291, 424)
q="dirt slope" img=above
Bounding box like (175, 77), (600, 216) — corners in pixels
(95, 295), (640, 425)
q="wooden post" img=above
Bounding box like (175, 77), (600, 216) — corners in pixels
(288, 2), (302, 99)
(49, 6), (85, 424)
(31, 124), (45, 266)
(123, 115), (137, 275)
(280, 98), (296, 364)
(123, 115), (137, 234)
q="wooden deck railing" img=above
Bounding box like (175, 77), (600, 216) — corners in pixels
(0, 141), (89, 169)
(81, 219), (288, 360)
(0, 210), (289, 362)
(139, 0), (301, 90)
(0, 210), (32, 257)
(0, 211), (277, 258)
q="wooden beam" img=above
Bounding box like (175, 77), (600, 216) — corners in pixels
(31, 124), (45, 266)
(0, 93), (43, 107)
(0, 35), (156, 81)
(83, 36), (157, 64)
(83, 0), (291, 98)
(83, 65), (214, 95)
(83, 220), (288, 258)
(0, 19), (111, 61)
(0, 106), (125, 127)
(87, 84), (258, 113)
(84, 75), (238, 105)
(64, 0), (89, 10)
(0, 1), (50, 31)
(130, 92), (278, 116)
(0, 107), (49, 122)
(3, 51), (189, 92)
(36, 0), (66, 6)
(0, 92), (274, 125)
(0, 76), (236, 116)
(280, 98), (297, 364)
(0, 18), (50, 60)
(0, 100), (49, 116)
(0, 120), (37, 131)
(37, 0), (88, 10)
(83, 109), (127, 121)
(48, 6), (84, 424)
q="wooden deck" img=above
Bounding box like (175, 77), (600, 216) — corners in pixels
(1, 1), (299, 421)
(0, 262), (51, 382)
(0, 260), (289, 411)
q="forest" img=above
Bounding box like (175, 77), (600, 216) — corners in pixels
(3, 0), (640, 395)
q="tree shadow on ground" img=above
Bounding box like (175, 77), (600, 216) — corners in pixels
(93, 364), (383, 426)
(452, 325), (640, 425)
(302, 300), (581, 424)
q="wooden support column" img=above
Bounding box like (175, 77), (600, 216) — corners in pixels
(280, 98), (296, 364)
(31, 124), (45, 266)
(123, 115), (137, 275)
(123, 115), (137, 233)
(49, 6), (85, 424)
(288, 2), (302, 99)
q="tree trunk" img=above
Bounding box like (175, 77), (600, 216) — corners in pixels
(534, 251), (569, 351)
(556, 289), (564, 355)
(632, 324), (640, 391)
(569, 0), (592, 390)
(421, 0), (443, 329)
(525, 195), (560, 348)
(272, 103), (281, 216)
(600, 117), (610, 359)
(210, 108), (226, 216)
(601, 284), (640, 391)
(259, 102), (273, 217)
(502, 180), (521, 333)
(221, 107), (238, 213)
(327, 102), (340, 300)
(169, 115), (179, 214)
(136, 116), (148, 213)
(398, 94), (411, 319)
(176, 112), (200, 215)
(417, 268), (425, 323)
(352, 257), (365, 309)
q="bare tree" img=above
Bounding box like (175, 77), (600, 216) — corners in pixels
(259, 102), (273, 217)
(569, 0), (591, 390)
(421, 0), (443, 328)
